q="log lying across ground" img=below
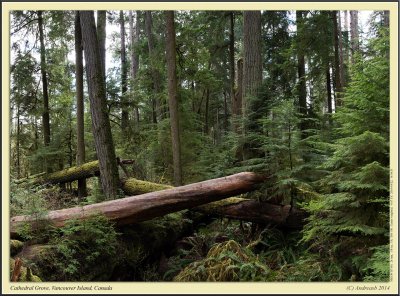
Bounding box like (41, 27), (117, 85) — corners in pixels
(13, 158), (135, 186)
(11, 172), (266, 238)
(195, 197), (308, 230)
(121, 179), (308, 230)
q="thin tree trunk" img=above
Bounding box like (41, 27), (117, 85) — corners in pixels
(382, 11), (390, 28)
(129, 11), (140, 129)
(229, 12), (235, 125)
(350, 10), (359, 64)
(80, 11), (120, 200)
(96, 11), (106, 81)
(337, 11), (345, 89)
(16, 105), (21, 179)
(37, 11), (51, 173)
(165, 11), (182, 186)
(344, 10), (350, 77)
(326, 63), (332, 114)
(232, 59), (243, 133)
(332, 11), (342, 107)
(75, 11), (87, 197)
(120, 11), (129, 131)
(145, 11), (161, 123)
(204, 89), (210, 135)
(296, 11), (307, 138)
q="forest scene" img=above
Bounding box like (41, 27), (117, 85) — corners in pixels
(9, 9), (391, 283)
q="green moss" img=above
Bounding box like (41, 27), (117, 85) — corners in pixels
(11, 240), (24, 256)
(122, 178), (172, 195)
(36, 160), (100, 184)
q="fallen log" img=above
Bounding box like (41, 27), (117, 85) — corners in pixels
(11, 172), (266, 238)
(121, 179), (307, 229)
(14, 158), (136, 186)
(195, 197), (308, 229)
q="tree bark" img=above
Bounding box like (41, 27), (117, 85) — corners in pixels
(326, 63), (333, 114)
(80, 11), (120, 200)
(232, 58), (243, 132)
(242, 11), (262, 118)
(195, 197), (307, 230)
(129, 11), (140, 129)
(96, 11), (106, 81)
(120, 11), (129, 131)
(75, 11), (87, 198)
(165, 11), (183, 186)
(332, 11), (342, 107)
(229, 12), (235, 125)
(296, 11), (307, 138)
(10, 172), (266, 237)
(37, 11), (51, 173)
(145, 11), (161, 123)
(337, 11), (345, 89)
(350, 10), (359, 64)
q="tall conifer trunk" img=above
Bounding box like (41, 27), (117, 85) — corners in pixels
(96, 11), (106, 81)
(37, 11), (51, 172)
(80, 11), (120, 200)
(165, 11), (182, 186)
(75, 11), (87, 197)
(296, 11), (307, 138)
(120, 11), (129, 131)
(129, 11), (140, 129)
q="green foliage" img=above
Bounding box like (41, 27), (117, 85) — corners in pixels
(47, 215), (119, 281)
(174, 240), (271, 281)
(361, 245), (390, 281)
(301, 28), (390, 281)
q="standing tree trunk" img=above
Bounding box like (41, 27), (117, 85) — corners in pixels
(165, 11), (182, 186)
(37, 11), (51, 173)
(129, 10), (140, 129)
(145, 11), (161, 123)
(242, 11), (262, 118)
(296, 11), (307, 138)
(96, 11), (107, 81)
(337, 11), (345, 89)
(120, 11), (129, 131)
(382, 11), (389, 28)
(16, 105), (21, 179)
(326, 63), (332, 114)
(75, 11), (87, 198)
(80, 11), (120, 200)
(332, 11), (342, 107)
(242, 11), (262, 160)
(229, 12), (235, 127)
(350, 10), (359, 64)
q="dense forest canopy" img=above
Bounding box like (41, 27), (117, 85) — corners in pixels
(9, 9), (392, 283)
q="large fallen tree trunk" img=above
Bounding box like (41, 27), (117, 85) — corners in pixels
(11, 172), (265, 238)
(121, 179), (308, 229)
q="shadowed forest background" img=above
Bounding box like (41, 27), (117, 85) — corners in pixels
(9, 9), (390, 282)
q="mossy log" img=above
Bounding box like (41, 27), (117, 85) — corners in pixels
(15, 160), (101, 186)
(13, 158), (135, 186)
(11, 172), (266, 238)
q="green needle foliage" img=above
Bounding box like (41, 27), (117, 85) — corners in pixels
(301, 28), (390, 281)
